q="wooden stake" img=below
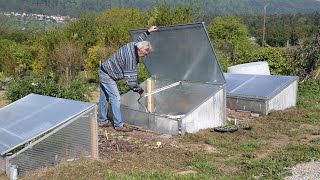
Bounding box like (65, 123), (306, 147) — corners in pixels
(90, 114), (98, 160)
(147, 79), (154, 112)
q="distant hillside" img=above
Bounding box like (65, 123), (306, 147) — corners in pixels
(0, 0), (319, 17)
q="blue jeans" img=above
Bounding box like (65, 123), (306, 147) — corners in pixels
(98, 69), (123, 127)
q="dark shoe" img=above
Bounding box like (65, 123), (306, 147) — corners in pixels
(114, 126), (133, 132)
(98, 121), (113, 127)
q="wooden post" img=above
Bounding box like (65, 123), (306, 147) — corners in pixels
(147, 79), (154, 112)
(90, 112), (98, 160)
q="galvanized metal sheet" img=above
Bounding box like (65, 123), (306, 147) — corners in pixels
(130, 23), (225, 84)
(0, 94), (95, 155)
(225, 73), (299, 100)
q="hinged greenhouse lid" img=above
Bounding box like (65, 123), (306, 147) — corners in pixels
(0, 94), (95, 155)
(130, 22), (225, 84)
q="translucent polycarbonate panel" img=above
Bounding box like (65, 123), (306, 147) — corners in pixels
(130, 23), (225, 84)
(225, 73), (299, 100)
(224, 73), (255, 92)
(0, 94), (95, 155)
(7, 108), (97, 175)
(121, 78), (224, 116)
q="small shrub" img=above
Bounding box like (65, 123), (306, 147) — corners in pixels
(297, 79), (320, 109)
(5, 74), (90, 102)
(0, 72), (5, 89)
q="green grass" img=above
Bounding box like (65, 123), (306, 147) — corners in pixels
(206, 137), (233, 148)
(290, 110), (320, 124)
(297, 79), (320, 110)
(235, 141), (261, 152)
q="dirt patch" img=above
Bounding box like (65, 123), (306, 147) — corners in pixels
(97, 127), (193, 173)
(300, 124), (320, 131)
(227, 109), (256, 120)
(175, 170), (197, 175)
(89, 87), (100, 103)
(0, 172), (8, 180)
(256, 135), (290, 159)
(98, 126), (169, 158)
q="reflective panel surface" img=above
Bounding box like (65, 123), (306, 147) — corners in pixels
(130, 23), (225, 84)
(225, 73), (299, 99)
(121, 79), (223, 116)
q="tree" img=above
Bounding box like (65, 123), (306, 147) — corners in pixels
(53, 40), (84, 84)
(0, 39), (32, 76)
(95, 8), (145, 47)
(0, 39), (17, 76)
(207, 16), (254, 66)
(146, 3), (197, 26)
(29, 42), (47, 75)
(292, 30), (320, 81)
(65, 12), (98, 51)
(250, 44), (292, 75)
(84, 45), (116, 80)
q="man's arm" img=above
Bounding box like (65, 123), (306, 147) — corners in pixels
(135, 26), (158, 42)
(124, 70), (144, 95)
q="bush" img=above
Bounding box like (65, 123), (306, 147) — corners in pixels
(0, 72), (5, 89)
(5, 74), (90, 102)
(297, 79), (320, 109)
(248, 45), (292, 75)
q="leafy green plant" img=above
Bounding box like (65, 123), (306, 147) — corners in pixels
(208, 16), (254, 66)
(5, 74), (90, 102)
(0, 72), (5, 88)
(297, 79), (320, 109)
(291, 30), (320, 80)
(248, 45), (292, 75)
(146, 3), (198, 26)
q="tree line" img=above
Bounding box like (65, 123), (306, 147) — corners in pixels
(0, 0), (319, 16)
(0, 4), (319, 102)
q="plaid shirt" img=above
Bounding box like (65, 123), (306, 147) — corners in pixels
(101, 31), (149, 94)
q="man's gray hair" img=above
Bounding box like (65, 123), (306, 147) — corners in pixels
(136, 41), (153, 53)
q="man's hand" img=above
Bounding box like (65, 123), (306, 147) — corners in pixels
(140, 92), (145, 97)
(148, 26), (157, 33)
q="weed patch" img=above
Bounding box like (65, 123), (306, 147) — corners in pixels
(206, 137), (233, 148)
(235, 141), (260, 152)
(297, 80), (320, 110)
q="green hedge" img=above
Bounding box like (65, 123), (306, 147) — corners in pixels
(5, 74), (90, 102)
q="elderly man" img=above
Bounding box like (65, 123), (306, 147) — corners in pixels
(98, 26), (157, 132)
